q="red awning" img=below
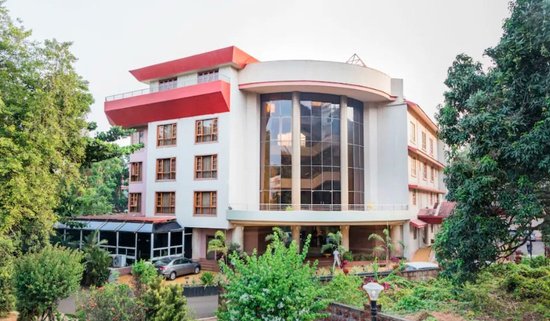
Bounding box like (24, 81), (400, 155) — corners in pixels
(410, 218), (428, 229)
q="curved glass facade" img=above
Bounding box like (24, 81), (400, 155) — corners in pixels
(260, 92), (364, 211)
(300, 93), (341, 210)
(347, 98), (365, 208)
(260, 93), (293, 210)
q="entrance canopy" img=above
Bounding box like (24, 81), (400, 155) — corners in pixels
(55, 214), (183, 233)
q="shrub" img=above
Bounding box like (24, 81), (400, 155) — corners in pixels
(0, 236), (14, 317)
(81, 231), (112, 287)
(218, 233), (328, 321)
(14, 245), (83, 321)
(200, 271), (216, 286)
(77, 283), (145, 321)
(141, 277), (191, 321)
(342, 251), (354, 262)
(132, 260), (159, 296)
(323, 273), (368, 308)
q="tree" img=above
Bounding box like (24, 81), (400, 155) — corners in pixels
(14, 245), (83, 321)
(77, 283), (145, 321)
(208, 230), (229, 262)
(434, 0), (550, 282)
(368, 228), (402, 262)
(320, 231), (345, 254)
(81, 231), (112, 287)
(141, 277), (192, 321)
(218, 232), (328, 321)
(0, 236), (14, 317)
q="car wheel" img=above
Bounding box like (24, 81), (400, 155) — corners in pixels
(194, 266), (200, 274)
(169, 271), (176, 280)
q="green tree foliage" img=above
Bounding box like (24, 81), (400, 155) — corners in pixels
(218, 232), (328, 321)
(81, 231), (112, 287)
(14, 245), (83, 321)
(0, 236), (14, 317)
(207, 230), (228, 260)
(131, 260), (159, 297)
(435, 0), (550, 282)
(141, 277), (192, 321)
(320, 231), (344, 254)
(77, 283), (145, 321)
(323, 273), (368, 308)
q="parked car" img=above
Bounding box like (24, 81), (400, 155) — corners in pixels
(154, 257), (201, 280)
(403, 262), (439, 271)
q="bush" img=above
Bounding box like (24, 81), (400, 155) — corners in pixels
(132, 260), (159, 296)
(323, 273), (367, 308)
(200, 271), (215, 286)
(0, 236), (14, 317)
(141, 277), (191, 321)
(218, 233), (328, 321)
(342, 251), (354, 262)
(14, 245), (83, 321)
(81, 231), (112, 287)
(77, 283), (144, 321)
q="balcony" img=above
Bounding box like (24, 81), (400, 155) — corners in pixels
(105, 75), (231, 127)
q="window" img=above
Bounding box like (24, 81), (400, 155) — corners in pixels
(412, 190), (417, 206)
(159, 77), (177, 91)
(197, 69), (219, 83)
(155, 192), (175, 214)
(421, 131), (427, 150)
(129, 193), (141, 213)
(130, 162), (143, 182)
(131, 129), (145, 145)
(411, 157), (417, 177)
(195, 118), (218, 143)
(195, 155), (218, 179)
(430, 167), (435, 182)
(156, 158), (176, 180)
(423, 163), (428, 180)
(157, 123), (177, 146)
(429, 138), (434, 156)
(194, 191), (217, 215)
(410, 121), (416, 142)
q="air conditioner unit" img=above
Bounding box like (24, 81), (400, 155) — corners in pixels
(112, 254), (127, 268)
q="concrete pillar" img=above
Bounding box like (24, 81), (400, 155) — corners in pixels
(291, 225), (301, 250)
(402, 223), (412, 259)
(192, 229), (201, 260)
(291, 92), (301, 210)
(340, 96), (349, 210)
(232, 225), (244, 249)
(391, 225), (403, 257)
(340, 225), (350, 252)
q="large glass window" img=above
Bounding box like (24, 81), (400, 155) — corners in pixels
(260, 93), (293, 210)
(300, 93), (341, 211)
(347, 98), (365, 209)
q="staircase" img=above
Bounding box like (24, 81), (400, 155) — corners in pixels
(198, 259), (220, 272)
(411, 246), (433, 262)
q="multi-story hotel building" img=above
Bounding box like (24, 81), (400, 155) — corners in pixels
(58, 46), (451, 264)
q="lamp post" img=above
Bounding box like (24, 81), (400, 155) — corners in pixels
(363, 282), (384, 321)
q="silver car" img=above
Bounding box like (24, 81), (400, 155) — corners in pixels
(154, 257), (201, 280)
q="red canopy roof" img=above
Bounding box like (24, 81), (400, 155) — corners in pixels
(410, 218), (428, 229)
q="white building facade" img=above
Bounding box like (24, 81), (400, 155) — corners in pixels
(105, 46), (447, 262)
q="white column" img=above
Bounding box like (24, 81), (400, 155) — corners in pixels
(232, 226), (244, 249)
(340, 96), (349, 210)
(116, 232), (119, 255)
(150, 233), (154, 260)
(192, 229), (201, 260)
(340, 225), (350, 252)
(391, 225), (403, 257)
(291, 92), (301, 210)
(402, 222), (412, 259)
(291, 225), (301, 250)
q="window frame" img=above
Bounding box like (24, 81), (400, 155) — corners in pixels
(423, 162), (428, 180)
(157, 123), (177, 147)
(410, 121), (416, 143)
(410, 157), (417, 177)
(193, 191), (217, 215)
(421, 131), (427, 151)
(412, 190), (417, 206)
(195, 118), (218, 143)
(130, 162), (143, 182)
(195, 154), (218, 180)
(156, 157), (176, 181)
(131, 129), (145, 146)
(155, 192), (176, 214)
(430, 167), (435, 182)
(429, 138), (434, 156)
(129, 193), (142, 213)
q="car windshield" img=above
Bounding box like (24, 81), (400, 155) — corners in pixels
(154, 258), (172, 266)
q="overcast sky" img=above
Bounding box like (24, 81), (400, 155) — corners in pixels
(7, 0), (510, 131)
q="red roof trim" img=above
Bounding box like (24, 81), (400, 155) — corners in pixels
(409, 184), (446, 194)
(410, 218), (428, 228)
(76, 214), (176, 223)
(417, 215), (443, 224)
(130, 46), (258, 82)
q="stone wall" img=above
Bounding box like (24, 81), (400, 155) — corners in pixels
(401, 268), (439, 281)
(319, 302), (411, 321)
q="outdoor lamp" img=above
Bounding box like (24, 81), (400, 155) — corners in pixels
(363, 282), (384, 321)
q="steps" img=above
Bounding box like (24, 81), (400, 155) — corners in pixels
(199, 259), (220, 272)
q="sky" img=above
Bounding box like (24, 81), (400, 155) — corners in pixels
(6, 0), (510, 132)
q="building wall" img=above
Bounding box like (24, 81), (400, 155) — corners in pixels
(128, 127), (148, 213)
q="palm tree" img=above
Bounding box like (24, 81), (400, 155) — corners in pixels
(265, 227), (291, 245)
(368, 228), (404, 263)
(320, 231), (345, 254)
(82, 230), (112, 286)
(208, 230), (228, 262)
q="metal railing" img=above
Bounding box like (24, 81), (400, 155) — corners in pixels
(228, 203), (408, 212)
(105, 74), (230, 102)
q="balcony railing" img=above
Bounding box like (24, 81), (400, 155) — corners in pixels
(228, 203), (408, 211)
(105, 74), (230, 102)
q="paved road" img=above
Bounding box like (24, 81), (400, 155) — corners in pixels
(58, 293), (218, 319)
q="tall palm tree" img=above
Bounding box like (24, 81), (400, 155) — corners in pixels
(368, 228), (404, 262)
(207, 230), (228, 261)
